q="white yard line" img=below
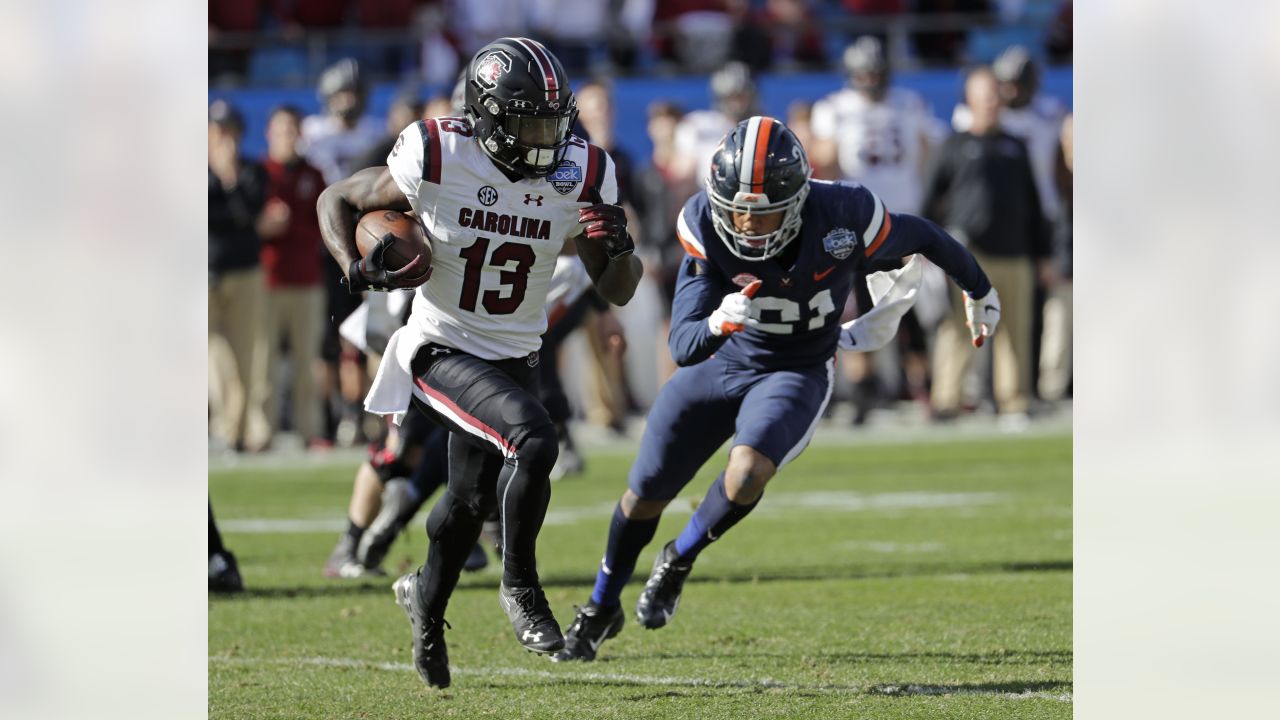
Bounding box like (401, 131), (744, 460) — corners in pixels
(209, 655), (1070, 702)
(221, 491), (1007, 534)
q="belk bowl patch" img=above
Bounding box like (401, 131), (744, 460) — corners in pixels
(822, 228), (857, 260)
(548, 160), (582, 195)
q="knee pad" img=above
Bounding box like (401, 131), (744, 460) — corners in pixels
(426, 490), (489, 540)
(514, 423), (559, 477)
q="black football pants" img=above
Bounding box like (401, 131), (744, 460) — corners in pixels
(407, 343), (558, 620)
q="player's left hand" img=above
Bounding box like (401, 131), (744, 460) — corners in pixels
(964, 287), (1001, 347)
(579, 195), (635, 260)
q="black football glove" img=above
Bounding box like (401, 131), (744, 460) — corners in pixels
(343, 234), (429, 294)
(578, 190), (634, 260)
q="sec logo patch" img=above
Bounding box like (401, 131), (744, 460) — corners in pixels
(477, 185), (499, 206)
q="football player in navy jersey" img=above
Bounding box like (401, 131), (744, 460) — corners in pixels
(554, 116), (1001, 662)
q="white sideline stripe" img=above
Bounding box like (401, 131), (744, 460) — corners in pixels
(208, 655), (1070, 702)
(221, 492), (1007, 534)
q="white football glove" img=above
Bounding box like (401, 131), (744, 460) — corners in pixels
(964, 286), (1001, 347)
(708, 280), (762, 336)
(839, 255), (924, 352)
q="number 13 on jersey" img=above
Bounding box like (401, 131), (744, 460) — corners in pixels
(457, 236), (534, 315)
(750, 289), (837, 333)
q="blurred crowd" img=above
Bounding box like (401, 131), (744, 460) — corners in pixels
(209, 33), (1070, 455)
(210, 0), (1072, 86)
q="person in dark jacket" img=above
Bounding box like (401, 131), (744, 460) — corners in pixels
(922, 67), (1048, 421)
(209, 100), (270, 451)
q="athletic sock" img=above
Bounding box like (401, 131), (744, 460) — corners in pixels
(589, 504), (661, 609)
(209, 503), (225, 557)
(672, 472), (760, 562)
(346, 518), (366, 545)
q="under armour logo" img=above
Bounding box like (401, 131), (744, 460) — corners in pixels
(522, 630), (543, 642)
(430, 347), (452, 356)
(524, 193), (544, 206)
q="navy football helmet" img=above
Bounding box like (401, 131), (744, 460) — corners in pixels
(706, 116), (812, 261)
(463, 37), (578, 178)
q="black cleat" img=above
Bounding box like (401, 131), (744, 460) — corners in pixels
(209, 551), (244, 593)
(635, 541), (693, 629)
(357, 478), (416, 572)
(498, 582), (564, 654)
(552, 602), (625, 662)
(392, 571), (451, 688)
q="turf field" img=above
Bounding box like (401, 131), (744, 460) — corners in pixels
(210, 431), (1071, 719)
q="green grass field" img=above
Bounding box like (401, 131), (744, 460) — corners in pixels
(210, 431), (1071, 719)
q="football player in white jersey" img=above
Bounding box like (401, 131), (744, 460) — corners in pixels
(316, 37), (642, 689)
(671, 62), (759, 194)
(810, 36), (937, 215)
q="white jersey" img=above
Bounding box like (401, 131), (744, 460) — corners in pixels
(301, 114), (385, 185)
(673, 109), (734, 187)
(951, 95), (1066, 219)
(811, 87), (935, 214)
(386, 116), (617, 360)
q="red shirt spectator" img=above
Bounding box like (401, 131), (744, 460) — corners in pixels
(260, 157), (325, 287)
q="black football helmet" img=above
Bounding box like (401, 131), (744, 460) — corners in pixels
(993, 45), (1039, 109)
(463, 37), (578, 178)
(843, 36), (889, 102)
(710, 61), (758, 122)
(706, 116), (812, 261)
(317, 58), (366, 122)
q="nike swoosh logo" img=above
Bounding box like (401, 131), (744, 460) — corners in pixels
(813, 266), (835, 281)
(587, 635), (607, 653)
(984, 305), (999, 313)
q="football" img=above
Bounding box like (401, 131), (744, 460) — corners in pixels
(355, 209), (432, 284)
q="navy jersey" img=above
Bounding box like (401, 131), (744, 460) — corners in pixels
(669, 180), (991, 371)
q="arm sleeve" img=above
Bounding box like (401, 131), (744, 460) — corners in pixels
(667, 254), (731, 366)
(386, 121), (426, 204)
(865, 192), (993, 298)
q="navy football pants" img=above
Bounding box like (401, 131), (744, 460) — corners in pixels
(628, 354), (834, 501)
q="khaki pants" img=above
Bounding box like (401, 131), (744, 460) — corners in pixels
(1038, 282), (1073, 401)
(209, 267), (270, 448)
(264, 285), (325, 439)
(584, 310), (627, 428)
(931, 251), (1034, 415)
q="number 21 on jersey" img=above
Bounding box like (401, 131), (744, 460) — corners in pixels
(750, 289), (837, 333)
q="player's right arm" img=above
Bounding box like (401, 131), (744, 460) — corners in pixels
(316, 166), (411, 278)
(666, 200), (759, 366)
